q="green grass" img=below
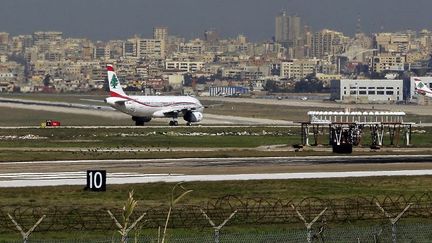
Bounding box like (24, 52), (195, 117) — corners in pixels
(0, 126), (428, 161)
(0, 150), (296, 162)
(1, 176), (432, 240)
(0, 92), (106, 104)
(0, 127), (298, 150)
(202, 100), (322, 121)
(1, 176), (431, 206)
(0, 135), (296, 148)
(4, 93), (432, 124)
(0, 107), (133, 126)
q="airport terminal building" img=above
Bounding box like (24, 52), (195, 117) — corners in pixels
(331, 79), (403, 103)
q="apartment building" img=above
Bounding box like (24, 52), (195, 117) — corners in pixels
(165, 61), (204, 72)
(370, 53), (405, 73)
(280, 59), (319, 79)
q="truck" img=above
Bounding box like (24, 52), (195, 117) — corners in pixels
(41, 120), (61, 128)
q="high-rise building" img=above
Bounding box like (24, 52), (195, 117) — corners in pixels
(275, 11), (289, 44)
(94, 44), (110, 60)
(81, 42), (94, 60)
(138, 38), (165, 59)
(153, 27), (168, 42)
(288, 15), (302, 46)
(123, 38), (138, 58)
(204, 29), (219, 43)
(0, 32), (9, 45)
(122, 37), (166, 59)
(311, 29), (348, 59)
(0, 32), (9, 53)
(275, 11), (302, 48)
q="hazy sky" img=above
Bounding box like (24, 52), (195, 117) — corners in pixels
(0, 0), (431, 41)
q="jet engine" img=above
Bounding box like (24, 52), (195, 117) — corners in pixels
(183, 111), (203, 123)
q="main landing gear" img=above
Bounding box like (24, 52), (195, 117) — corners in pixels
(135, 120), (145, 126)
(132, 116), (151, 126)
(169, 120), (178, 126)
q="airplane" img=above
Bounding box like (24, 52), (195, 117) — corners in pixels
(414, 78), (432, 98)
(104, 64), (204, 126)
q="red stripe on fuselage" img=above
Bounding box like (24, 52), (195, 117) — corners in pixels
(109, 91), (197, 108)
(416, 88), (432, 94)
(110, 91), (124, 97)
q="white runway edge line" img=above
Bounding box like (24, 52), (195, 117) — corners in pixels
(1, 170), (432, 188)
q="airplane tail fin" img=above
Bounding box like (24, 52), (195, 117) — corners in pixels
(107, 64), (127, 97)
(414, 79), (432, 94)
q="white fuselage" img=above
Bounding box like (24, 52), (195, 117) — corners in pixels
(107, 95), (203, 118)
(416, 89), (432, 99)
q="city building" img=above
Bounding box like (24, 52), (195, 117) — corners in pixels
(221, 66), (271, 80)
(204, 29), (219, 43)
(93, 45), (110, 60)
(153, 27), (168, 42)
(311, 29), (348, 59)
(33, 31), (63, 44)
(370, 53), (405, 73)
(209, 86), (249, 96)
(275, 11), (289, 44)
(0, 32), (9, 45)
(138, 38), (165, 58)
(275, 11), (302, 48)
(165, 61), (204, 72)
(374, 33), (410, 54)
(280, 59), (319, 79)
(331, 79), (403, 103)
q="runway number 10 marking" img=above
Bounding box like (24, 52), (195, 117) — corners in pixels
(86, 170), (106, 191)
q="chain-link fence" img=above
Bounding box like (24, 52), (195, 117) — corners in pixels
(3, 221), (432, 242)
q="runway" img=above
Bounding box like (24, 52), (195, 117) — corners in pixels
(2, 155), (432, 187)
(0, 97), (294, 125)
(1, 169), (432, 188)
(2, 154), (432, 167)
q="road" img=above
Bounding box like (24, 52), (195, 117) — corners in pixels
(2, 155), (432, 187)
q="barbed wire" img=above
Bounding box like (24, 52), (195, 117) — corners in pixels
(0, 193), (432, 233)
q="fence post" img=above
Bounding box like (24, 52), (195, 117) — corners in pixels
(201, 209), (238, 243)
(8, 213), (46, 243)
(291, 205), (327, 243)
(375, 202), (412, 243)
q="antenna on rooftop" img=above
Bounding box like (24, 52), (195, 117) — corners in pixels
(356, 13), (362, 34)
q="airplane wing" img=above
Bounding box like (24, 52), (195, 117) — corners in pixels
(105, 97), (128, 106)
(204, 103), (224, 108)
(114, 100), (127, 105)
(153, 107), (198, 118)
(80, 98), (105, 103)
